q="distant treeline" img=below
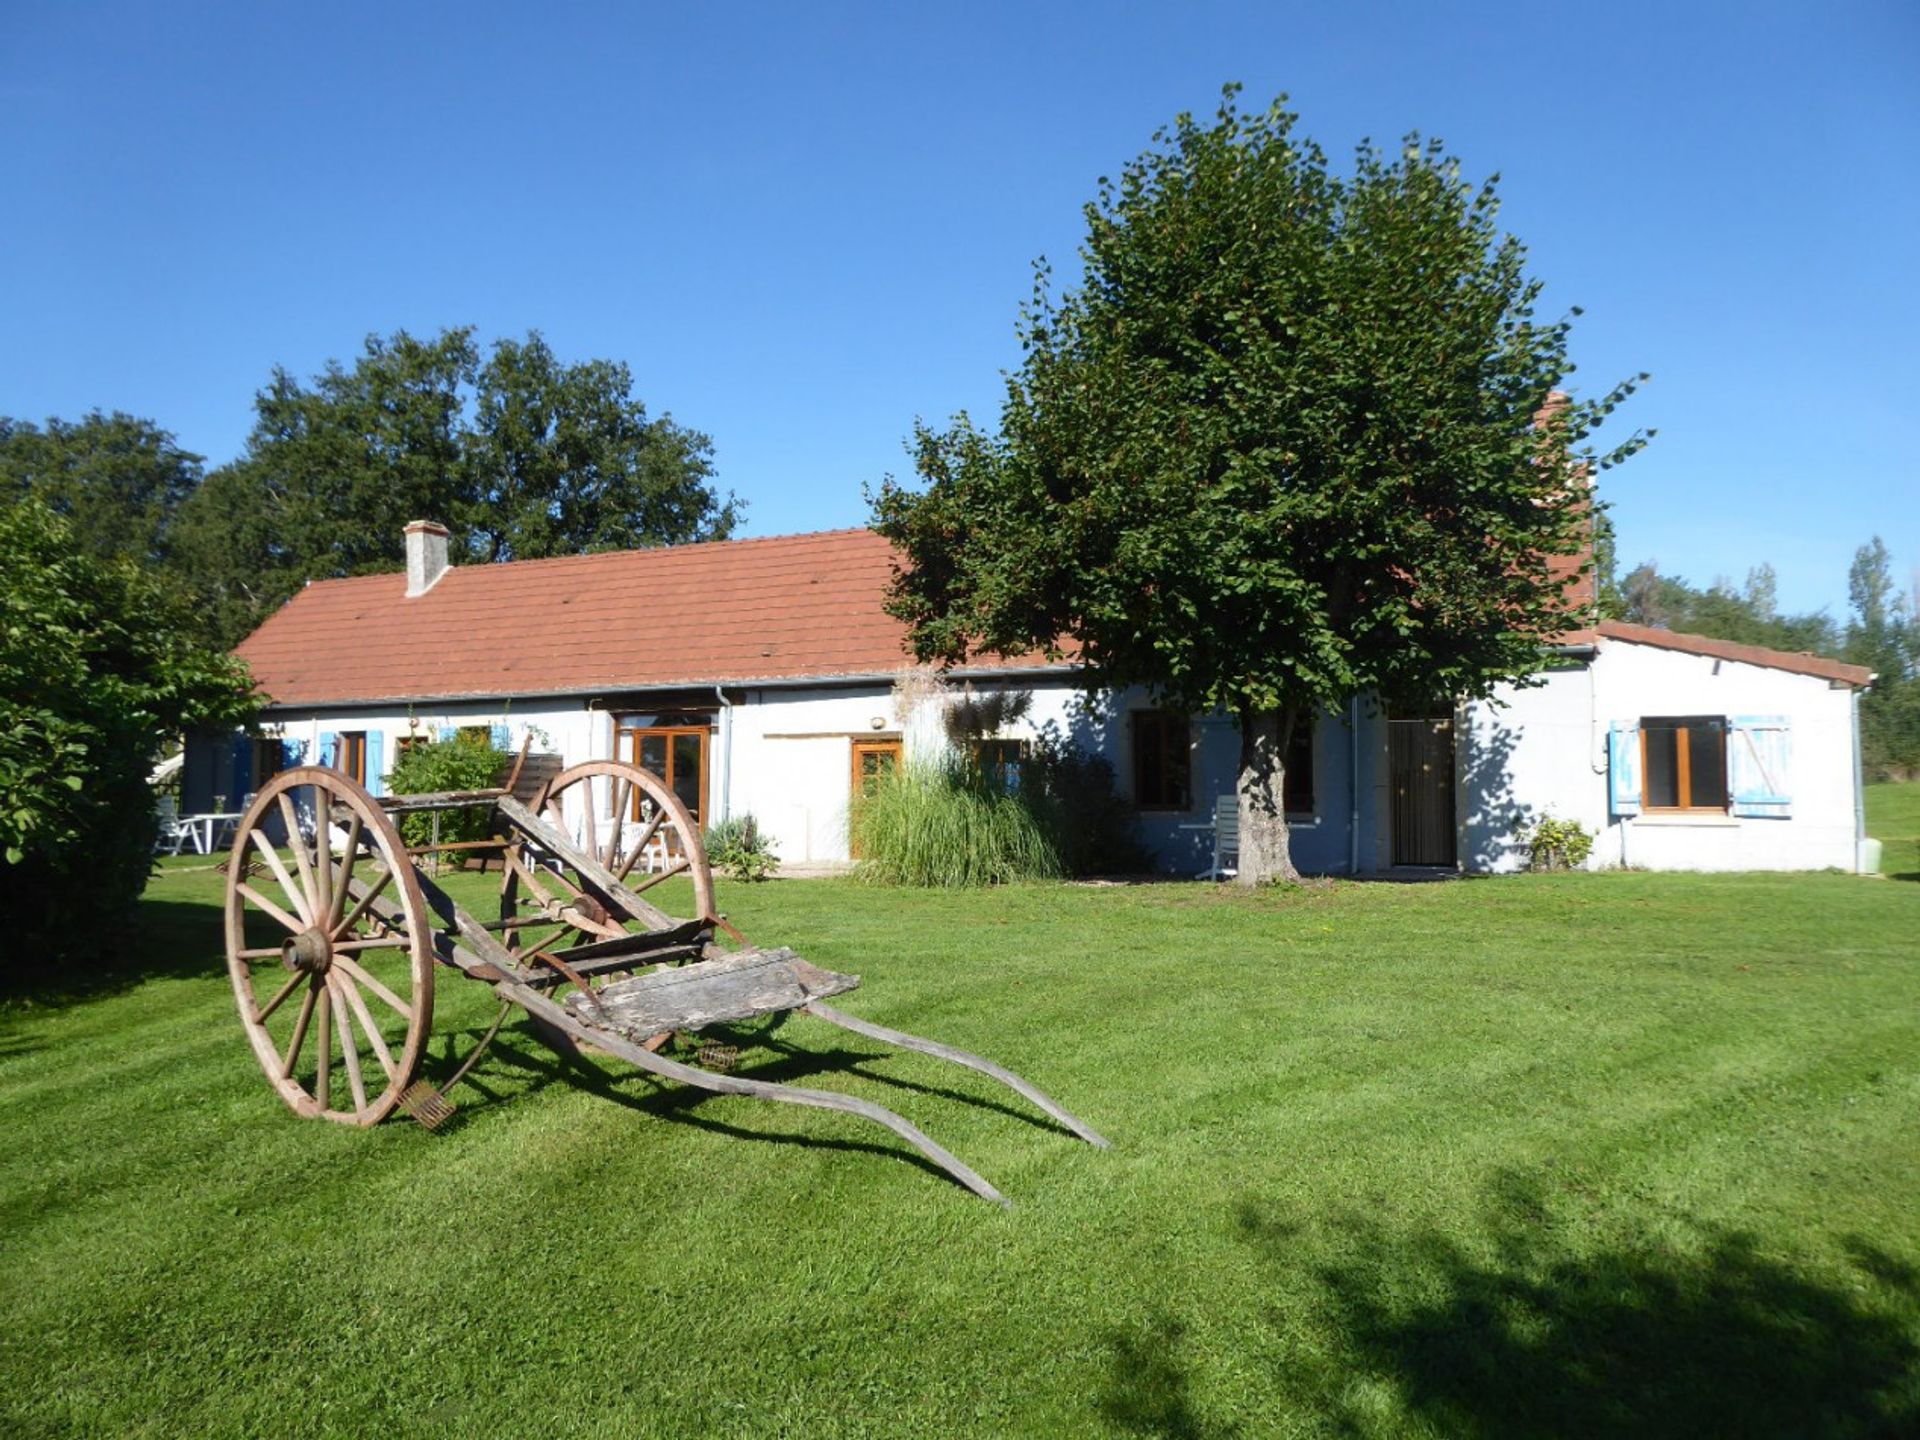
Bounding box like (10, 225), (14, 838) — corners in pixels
(0, 326), (740, 649)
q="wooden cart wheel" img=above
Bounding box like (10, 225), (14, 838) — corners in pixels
(499, 759), (716, 969)
(224, 766), (435, 1126)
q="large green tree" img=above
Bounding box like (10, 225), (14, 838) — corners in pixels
(173, 327), (739, 645)
(0, 500), (256, 971)
(1846, 536), (1919, 777)
(0, 411), (203, 566)
(1614, 555), (1841, 656)
(872, 90), (1645, 884)
(463, 333), (736, 562)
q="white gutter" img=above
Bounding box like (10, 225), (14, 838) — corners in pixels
(712, 685), (734, 824)
(1852, 684), (1868, 873)
(249, 662), (1084, 715)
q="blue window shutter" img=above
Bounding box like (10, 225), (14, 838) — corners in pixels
(490, 722), (510, 751)
(318, 732), (338, 769)
(1729, 716), (1791, 818)
(438, 726), (457, 744)
(231, 736), (253, 799)
(1607, 722), (1641, 816)
(281, 739), (306, 768)
(366, 732), (386, 797)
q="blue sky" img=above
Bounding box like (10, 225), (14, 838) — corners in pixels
(3, 1), (1914, 618)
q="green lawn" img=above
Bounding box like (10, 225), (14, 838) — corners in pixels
(1869, 779), (1920, 880)
(3, 821), (1918, 1437)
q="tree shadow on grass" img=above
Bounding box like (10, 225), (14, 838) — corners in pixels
(0, 896), (225, 1010)
(1099, 1313), (1241, 1440)
(1235, 1177), (1920, 1439)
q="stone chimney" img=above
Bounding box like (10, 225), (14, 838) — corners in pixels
(404, 520), (450, 597)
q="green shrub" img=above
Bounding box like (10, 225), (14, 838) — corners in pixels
(1025, 741), (1145, 876)
(705, 814), (779, 882)
(1526, 814), (1595, 872)
(0, 500), (255, 971)
(385, 734), (509, 850)
(850, 758), (1061, 887)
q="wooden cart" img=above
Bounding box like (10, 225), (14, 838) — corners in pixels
(222, 759), (1107, 1205)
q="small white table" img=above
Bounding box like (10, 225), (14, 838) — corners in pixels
(180, 812), (244, 856)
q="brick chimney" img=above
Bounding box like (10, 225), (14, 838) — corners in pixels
(404, 520), (450, 597)
(1534, 392), (1596, 619)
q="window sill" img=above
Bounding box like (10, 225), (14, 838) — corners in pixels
(1631, 812), (1740, 828)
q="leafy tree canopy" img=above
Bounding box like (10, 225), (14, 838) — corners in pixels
(1607, 549), (1841, 656)
(0, 500), (256, 970)
(172, 327), (740, 645)
(0, 411), (204, 567)
(1845, 537), (1919, 777)
(872, 89), (1646, 882)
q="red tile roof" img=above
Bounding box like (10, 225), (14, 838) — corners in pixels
(236, 526), (1873, 708)
(236, 528), (1065, 708)
(1574, 619), (1874, 688)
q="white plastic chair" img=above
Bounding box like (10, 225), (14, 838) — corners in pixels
(1200, 794), (1239, 880)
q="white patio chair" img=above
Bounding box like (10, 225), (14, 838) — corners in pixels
(1199, 794), (1239, 881)
(155, 795), (193, 856)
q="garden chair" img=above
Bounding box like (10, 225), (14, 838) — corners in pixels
(1201, 793), (1238, 880)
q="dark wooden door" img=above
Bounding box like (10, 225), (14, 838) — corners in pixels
(1390, 714), (1456, 867)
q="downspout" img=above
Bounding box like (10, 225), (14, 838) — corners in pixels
(713, 685), (734, 824)
(1348, 695), (1362, 876)
(1852, 682), (1869, 873)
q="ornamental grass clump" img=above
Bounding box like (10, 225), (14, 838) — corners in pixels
(850, 759), (1061, 887)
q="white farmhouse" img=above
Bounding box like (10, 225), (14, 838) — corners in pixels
(183, 521), (1876, 874)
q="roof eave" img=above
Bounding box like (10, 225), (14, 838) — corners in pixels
(249, 660), (1084, 714)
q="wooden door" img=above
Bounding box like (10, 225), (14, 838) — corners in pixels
(1389, 713), (1456, 867)
(623, 725), (708, 823)
(849, 737), (902, 859)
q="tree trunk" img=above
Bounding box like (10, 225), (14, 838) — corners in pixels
(1235, 705), (1301, 887)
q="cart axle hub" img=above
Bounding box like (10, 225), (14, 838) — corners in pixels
(283, 927), (333, 975)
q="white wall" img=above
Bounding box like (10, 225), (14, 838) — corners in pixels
(221, 636), (1858, 877)
(251, 699), (600, 796)
(724, 676), (1105, 864)
(1463, 643), (1861, 873)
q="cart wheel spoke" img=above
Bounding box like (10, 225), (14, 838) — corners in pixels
(336, 972), (399, 1083)
(630, 857), (691, 894)
(330, 952), (414, 1023)
(314, 981), (333, 1111)
(255, 968), (306, 1024)
(329, 812), (364, 931)
(280, 981), (318, 1079)
(235, 882), (307, 936)
(330, 980), (368, 1114)
(249, 832), (313, 927)
(617, 807), (669, 882)
(606, 779), (629, 866)
(277, 791), (320, 917)
(331, 867), (394, 941)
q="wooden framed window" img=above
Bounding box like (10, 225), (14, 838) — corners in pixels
(851, 737), (903, 796)
(1132, 711), (1191, 810)
(1641, 716), (1728, 812)
(619, 715), (711, 823)
(334, 732), (368, 786)
(1284, 722), (1315, 817)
